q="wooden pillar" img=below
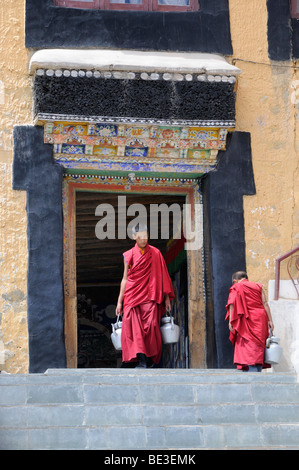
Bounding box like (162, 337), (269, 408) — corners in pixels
(63, 182), (77, 368)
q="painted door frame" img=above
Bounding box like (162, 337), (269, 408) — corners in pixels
(62, 174), (206, 369)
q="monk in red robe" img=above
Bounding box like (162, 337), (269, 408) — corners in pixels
(225, 271), (274, 372)
(116, 224), (174, 368)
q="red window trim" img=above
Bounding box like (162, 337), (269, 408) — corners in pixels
(54, 0), (199, 12)
(290, 0), (299, 19)
(55, 0), (101, 8)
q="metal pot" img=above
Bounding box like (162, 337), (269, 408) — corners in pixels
(111, 315), (122, 351)
(160, 315), (180, 344)
(264, 328), (283, 365)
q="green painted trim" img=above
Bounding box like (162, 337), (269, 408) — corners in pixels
(63, 167), (203, 180)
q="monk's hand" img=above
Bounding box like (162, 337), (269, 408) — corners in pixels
(269, 320), (274, 332)
(228, 322), (233, 333)
(115, 302), (122, 316)
(165, 295), (171, 313)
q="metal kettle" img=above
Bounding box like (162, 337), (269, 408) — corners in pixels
(160, 315), (180, 344)
(264, 328), (283, 365)
(111, 315), (122, 351)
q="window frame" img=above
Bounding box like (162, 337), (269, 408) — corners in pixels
(55, 0), (101, 8)
(290, 0), (299, 19)
(54, 0), (199, 12)
(104, 0), (148, 13)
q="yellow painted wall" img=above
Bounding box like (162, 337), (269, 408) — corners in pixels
(0, 0), (32, 372)
(0, 0), (297, 372)
(229, 0), (299, 287)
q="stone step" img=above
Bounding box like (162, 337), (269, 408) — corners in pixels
(46, 368), (298, 382)
(1, 369), (299, 450)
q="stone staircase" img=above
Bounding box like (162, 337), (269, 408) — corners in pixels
(1, 368), (299, 450)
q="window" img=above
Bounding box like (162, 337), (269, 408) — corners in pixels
(290, 0), (299, 19)
(54, 0), (199, 12)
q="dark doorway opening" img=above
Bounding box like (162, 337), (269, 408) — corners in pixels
(75, 191), (189, 368)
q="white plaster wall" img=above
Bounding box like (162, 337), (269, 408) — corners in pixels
(268, 281), (299, 380)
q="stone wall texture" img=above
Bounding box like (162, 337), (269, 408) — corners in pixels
(0, 1), (33, 372)
(229, 0), (299, 281)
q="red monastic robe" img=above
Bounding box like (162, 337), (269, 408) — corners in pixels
(225, 280), (270, 370)
(121, 243), (174, 364)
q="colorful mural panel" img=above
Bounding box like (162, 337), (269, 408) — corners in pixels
(45, 120), (231, 176)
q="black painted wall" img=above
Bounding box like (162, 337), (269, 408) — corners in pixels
(13, 126), (66, 373)
(26, 0), (299, 60)
(291, 18), (299, 58)
(25, 0), (232, 54)
(202, 132), (255, 368)
(267, 0), (299, 60)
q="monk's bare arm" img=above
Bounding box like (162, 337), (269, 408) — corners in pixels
(164, 294), (171, 313)
(116, 258), (129, 316)
(262, 289), (274, 331)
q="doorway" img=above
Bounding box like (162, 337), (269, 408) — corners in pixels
(75, 191), (188, 368)
(63, 177), (206, 369)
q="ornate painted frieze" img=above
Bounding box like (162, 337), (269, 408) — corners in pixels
(44, 120), (231, 177)
(63, 172), (200, 189)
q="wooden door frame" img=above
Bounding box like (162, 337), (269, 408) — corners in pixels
(62, 174), (206, 369)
